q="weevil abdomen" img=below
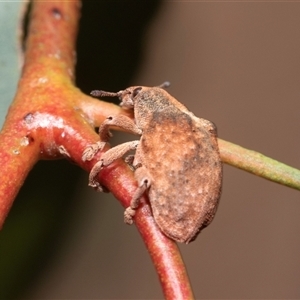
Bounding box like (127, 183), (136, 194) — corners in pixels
(134, 110), (222, 243)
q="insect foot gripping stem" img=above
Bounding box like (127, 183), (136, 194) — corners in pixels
(88, 84), (222, 243)
(82, 113), (141, 192)
(82, 141), (106, 162)
(87, 141), (139, 192)
(124, 170), (150, 225)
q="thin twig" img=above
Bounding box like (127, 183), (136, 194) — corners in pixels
(219, 139), (300, 190)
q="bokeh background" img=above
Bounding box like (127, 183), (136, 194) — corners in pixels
(1, 1), (299, 299)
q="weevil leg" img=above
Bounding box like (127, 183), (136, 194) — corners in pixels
(82, 141), (106, 162)
(99, 114), (142, 141)
(82, 118), (116, 163)
(125, 155), (142, 170)
(88, 159), (108, 192)
(124, 154), (135, 169)
(101, 141), (139, 167)
(82, 115), (141, 163)
(88, 141), (139, 191)
(124, 167), (151, 224)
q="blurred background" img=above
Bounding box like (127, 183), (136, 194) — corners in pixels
(0, 1), (299, 299)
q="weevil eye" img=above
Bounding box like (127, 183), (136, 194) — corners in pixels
(132, 87), (142, 98)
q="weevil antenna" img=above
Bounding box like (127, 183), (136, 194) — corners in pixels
(90, 90), (119, 97)
(158, 81), (170, 89)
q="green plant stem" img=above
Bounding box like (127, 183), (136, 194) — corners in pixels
(219, 138), (300, 190)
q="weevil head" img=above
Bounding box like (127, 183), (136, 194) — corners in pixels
(120, 84), (181, 129)
(118, 86), (143, 109)
(90, 86), (145, 110)
(91, 83), (170, 113)
(121, 85), (169, 109)
(119, 82), (170, 110)
(91, 84), (174, 129)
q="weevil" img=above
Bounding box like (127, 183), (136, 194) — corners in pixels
(82, 82), (222, 243)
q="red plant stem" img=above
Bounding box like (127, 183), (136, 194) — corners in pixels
(0, 1), (195, 298)
(98, 162), (195, 299)
(23, 1), (79, 81)
(0, 129), (39, 226)
(0, 1), (81, 227)
(136, 205), (194, 299)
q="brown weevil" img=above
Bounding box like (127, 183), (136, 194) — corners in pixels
(82, 82), (222, 243)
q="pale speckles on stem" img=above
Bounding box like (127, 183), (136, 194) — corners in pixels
(51, 7), (62, 20)
(12, 149), (20, 155)
(38, 77), (48, 84)
(29, 77), (49, 88)
(58, 145), (70, 157)
(19, 136), (30, 147)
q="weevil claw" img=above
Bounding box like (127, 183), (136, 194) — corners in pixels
(124, 207), (136, 225)
(82, 141), (105, 162)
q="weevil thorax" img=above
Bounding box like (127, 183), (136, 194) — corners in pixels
(119, 86), (176, 128)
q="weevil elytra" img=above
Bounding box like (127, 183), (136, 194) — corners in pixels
(82, 83), (222, 243)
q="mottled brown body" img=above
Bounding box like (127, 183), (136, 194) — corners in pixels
(83, 84), (222, 243)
